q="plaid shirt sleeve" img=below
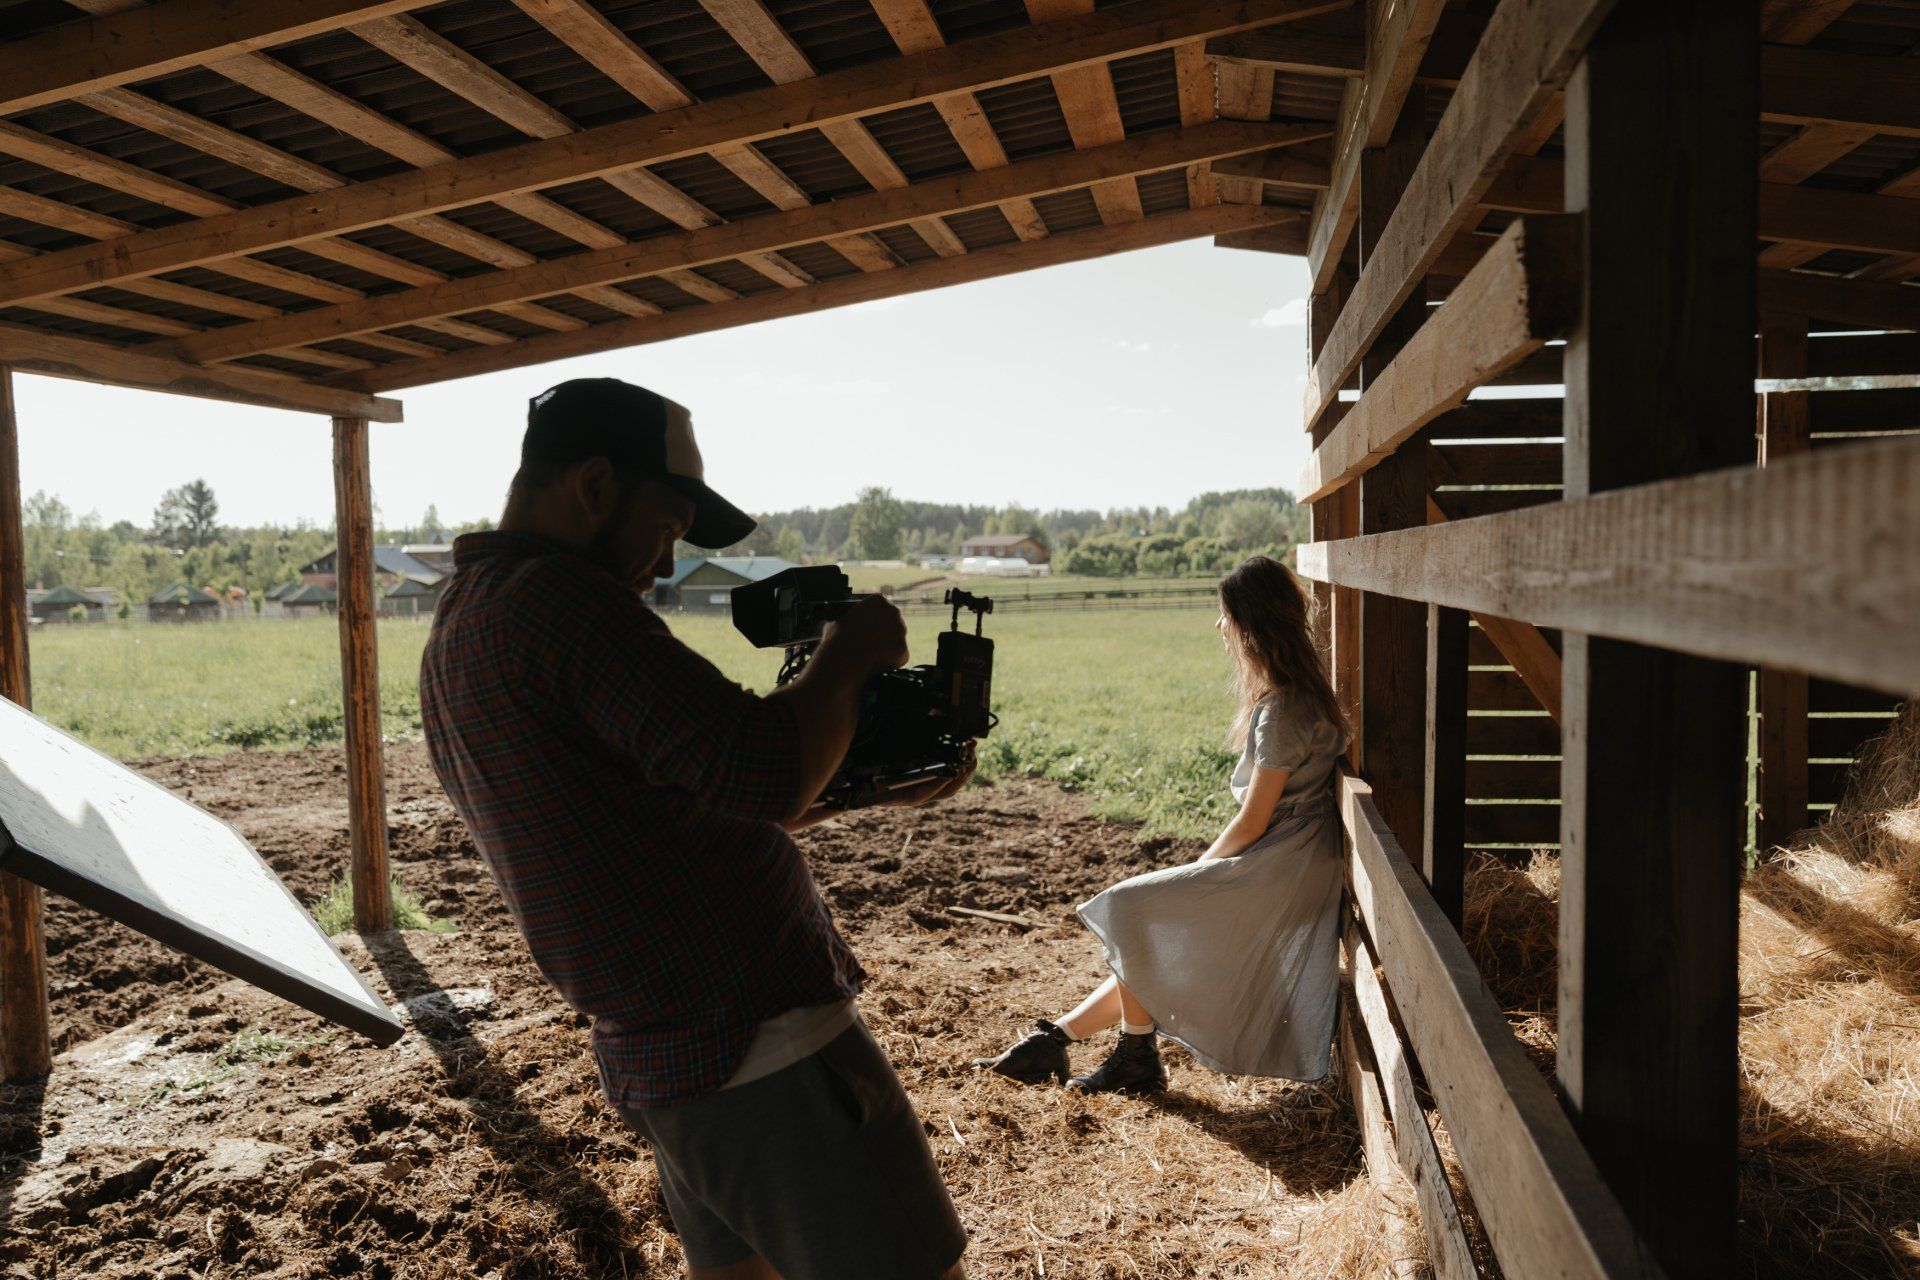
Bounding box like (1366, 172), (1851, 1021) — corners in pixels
(512, 565), (803, 823)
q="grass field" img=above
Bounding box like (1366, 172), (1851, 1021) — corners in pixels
(27, 602), (1239, 838)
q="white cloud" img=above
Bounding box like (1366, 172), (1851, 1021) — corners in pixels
(1252, 297), (1310, 328)
(1109, 339), (1153, 353)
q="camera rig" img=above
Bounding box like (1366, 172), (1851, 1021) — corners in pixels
(731, 566), (995, 810)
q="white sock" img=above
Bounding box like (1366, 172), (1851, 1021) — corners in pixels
(1051, 1020), (1082, 1041)
(1121, 1019), (1156, 1037)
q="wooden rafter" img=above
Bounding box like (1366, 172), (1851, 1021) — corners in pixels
(162, 120), (1314, 364)
(0, 0), (436, 116)
(334, 204), (1292, 392)
(0, 0), (1338, 309)
(1027, 0), (1143, 224)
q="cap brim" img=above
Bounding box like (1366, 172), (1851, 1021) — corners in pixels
(664, 475), (756, 549)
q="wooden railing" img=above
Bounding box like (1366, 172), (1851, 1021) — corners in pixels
(1336, 774), (1658, 1279)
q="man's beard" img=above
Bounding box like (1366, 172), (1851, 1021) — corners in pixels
(584, 480), (644, 591)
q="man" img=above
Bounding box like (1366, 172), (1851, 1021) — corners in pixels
(419, 378), (970, 1280)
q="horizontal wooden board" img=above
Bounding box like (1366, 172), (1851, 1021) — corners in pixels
(1432, 487), (1563, 519)
(1302, 438), (1920, 698)
(1469, 668), (1547, 712)
(1465, 712), (1561, 756)
(1807, 387), (1920, 432)
(1466, 759), (1561, 799)
(1807, 714), (1898, 759)
(1810, 679), (1904, 713)
(1436, 442), (1562, 486)
(1340, 777), (1642, 1275)
(1803, 333), (1920, 379)
(1464, 802), (1561, 846)
(0, 697), (403, 1045)
(1428, 397), (1564, 440)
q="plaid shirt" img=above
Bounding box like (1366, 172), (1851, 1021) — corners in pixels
(419, 532), (863, 1109)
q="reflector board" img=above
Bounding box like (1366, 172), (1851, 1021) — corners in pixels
(0, 696), (403, 1046)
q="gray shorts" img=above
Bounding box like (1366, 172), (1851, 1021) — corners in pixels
(619, 1019), (967, 1279)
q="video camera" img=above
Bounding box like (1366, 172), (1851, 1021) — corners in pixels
(731, 566), (995, 810)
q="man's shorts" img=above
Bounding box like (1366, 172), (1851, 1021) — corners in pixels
(618, 1019), (967, 1279)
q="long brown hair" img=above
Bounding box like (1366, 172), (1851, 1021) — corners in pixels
(1218, 555), (1347, 748)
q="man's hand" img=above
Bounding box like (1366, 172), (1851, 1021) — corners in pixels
(886, 744), (977, 808)
(816, 596), (909, 678)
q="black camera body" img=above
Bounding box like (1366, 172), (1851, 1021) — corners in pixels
(731, 566), (995, 810)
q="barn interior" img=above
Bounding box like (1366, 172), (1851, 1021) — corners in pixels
(0, 0), (1918, 1276)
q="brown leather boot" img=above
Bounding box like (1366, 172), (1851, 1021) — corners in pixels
(972, 1019), (1072, 1085)
(1067, 1031), (1166, 1095)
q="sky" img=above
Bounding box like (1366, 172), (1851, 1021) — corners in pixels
(10, 239), (1318, 531)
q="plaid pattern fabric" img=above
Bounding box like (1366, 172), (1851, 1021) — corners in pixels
(419, 532), (863, 1108)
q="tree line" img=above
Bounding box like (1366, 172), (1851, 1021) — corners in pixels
(704, 486), (1310, 576)
(16, 480), (486, 614)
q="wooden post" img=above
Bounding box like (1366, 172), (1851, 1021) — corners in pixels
(1559, 4), (1753, 1273)
(1755, 313), (1810, 852)
(1423, 603), (1467, 927)
(1310, 265), (1358, 748)
(0, 366), (52, 1080)
(1355, 86), (1429, 854)
(332, 415), (391, 932)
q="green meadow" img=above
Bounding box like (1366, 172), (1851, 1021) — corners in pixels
(27, 603), (1238, 838)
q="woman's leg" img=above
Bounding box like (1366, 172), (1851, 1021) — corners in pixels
(1115, 980), (1156, 1031)
(1054, 975), (1122, 1040)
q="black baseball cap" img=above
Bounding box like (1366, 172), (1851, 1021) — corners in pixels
(522, 378), (755, 549)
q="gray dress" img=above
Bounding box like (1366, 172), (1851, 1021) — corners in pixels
(1077, 687), (1349, 1080)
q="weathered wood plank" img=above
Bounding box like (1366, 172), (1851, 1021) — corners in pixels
(0, 324), (403, 421)
(0, 0), (1342, 307)
(331, 417), (390, 933)
(1299, 215), (1580, 502)
(169, 120), (1300, 364)
(343, 203), (1289, 391)
(1336, 985), (1424, 1280)
(1424, 603), (1467, 925)
(1341, 775), (1657, 1276)
(1302, 0), (1612, 435)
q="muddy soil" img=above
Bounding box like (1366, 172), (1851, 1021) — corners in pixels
(1, 745), (1393, 1280)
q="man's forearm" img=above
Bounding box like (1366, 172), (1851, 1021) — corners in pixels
(765, 647), (866, 819)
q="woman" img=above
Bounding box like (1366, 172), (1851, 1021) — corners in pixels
(974, 555), (1351, 1093)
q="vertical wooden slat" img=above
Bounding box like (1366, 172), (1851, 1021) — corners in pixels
(332, 415), (391, 933)
(1309, 263), (1355, 742)
(1559, 4), (1754, 1273)
(1755, 313), (1810, 851)
(1355, 84), (1429, 855)
(0, 365), (52, 1080)
(1423, 602), (1466, 926)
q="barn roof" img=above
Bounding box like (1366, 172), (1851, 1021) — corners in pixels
(149, 581), (220, 604)
(31, 584), (92, 606)
(0, 1), (1912, 421)
(281, 582), (338, 603)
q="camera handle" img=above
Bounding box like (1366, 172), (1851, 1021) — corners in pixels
(945, 588), (993, 635)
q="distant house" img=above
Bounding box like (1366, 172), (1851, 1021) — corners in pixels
(148, 582), (222, 622)
(652, 556), (800, 615)
(401, 543), (456, 575)
(300, 543), (449, 614)
(381, 576), (436, 615)
(27, 585), (104, 623)
(279, 583), (338, 616)
(959, 533), (1049, 565)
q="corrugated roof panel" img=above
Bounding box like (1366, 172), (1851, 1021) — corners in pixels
(1111, 49), (1181, 137)
(1031, 185), (1100, 234)
(765, 0), (899, 73)
(927, 0), (1029, 42)
(942, 204), (1020, 251)
(974, 76), (1074, 161)
(254, 245), (388, 296)
(622, 275), (703, 310)
(699, 258), (783, 296)
(1136, 167), (1186, 217)
(872, 223), (939, 264)
(429, 202), (586, 260)
(0, 156), (188, 232)
(775, 239), (867, 281)
(535, 175), (682, 239)
(860, 101), (973, 182)
(162, 264), (324, 313)
(754, 127), (873, 201)
(2, 304), (158, 344)
(646, 153), (772, 222)
(388, 322), (484, 350)
(1270, 72), (1348, 125)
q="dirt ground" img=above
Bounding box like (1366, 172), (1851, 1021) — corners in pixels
(0, 744), (1403, 1280)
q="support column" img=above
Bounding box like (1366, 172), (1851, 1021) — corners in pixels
(1355, 88), (1429, 855)
(1559, 4), (1753, 1273)
(0, 366), (52, 1080)
(332, 416), (391, 932)
(1309, 265), (1358, 748)
(1755, 313), (1810, 851)
(1424, 603), (1467, 927)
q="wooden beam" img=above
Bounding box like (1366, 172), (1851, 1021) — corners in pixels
(0, 0), (1340, 307)
(1300, 434), (1920, 700)
(1755, 314), (1811, 853)
(1304, 0), (1448, 291)
(1762, 43), (1920, 139)
(1347, 918), (1477, 1279)
(1299, 216), (1580, 503)
(1211, 140), (1330, 188)
(1422, 602), (1466, 928)
(167, 120), (1295, 363)
(0, 324), (403, 421)
(0, 0), (435, 116)
(0, 366), (52, 1082)
(1303, 0), (1612, 435)
(1339, 774), (1656, 1277)
(1026, 0), (1144, 224)
(341, 203), (1290, 391)
(1760, 269), (1920, 331)
(331, 416), (391, 933)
